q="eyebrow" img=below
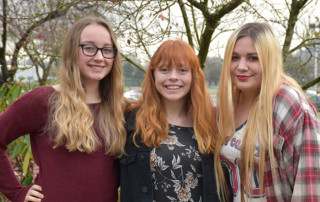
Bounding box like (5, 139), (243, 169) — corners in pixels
(80, 40), (113, 46)
(232, 52), (257, 55)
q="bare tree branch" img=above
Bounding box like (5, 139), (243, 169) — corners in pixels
(302, 76), (320, 90)
(188, 0), (246, 68)
(9, 1), (76, 81)
(121, 53), (146, 73)
(178, 0), (194, 49)
(282, 0), (309, 62)
(289, 37), (320, 54)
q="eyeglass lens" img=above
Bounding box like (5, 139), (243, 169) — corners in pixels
(81, 44), (115, 59)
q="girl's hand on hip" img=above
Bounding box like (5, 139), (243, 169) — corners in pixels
(24, 185), (44, 202)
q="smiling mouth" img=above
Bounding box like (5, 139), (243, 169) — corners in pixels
(165, 85), (182, 89)
(237, 75), (250, 80)
(89, 65), (104, 70)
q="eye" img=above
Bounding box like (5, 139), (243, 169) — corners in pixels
(249, 56), (259, 61)
(102, 47), (113, 54)
(159, 66), (169, 72)
(179, 67), (189, 73)
(83, 45), (96, 52)
(231, 55), (240, 61)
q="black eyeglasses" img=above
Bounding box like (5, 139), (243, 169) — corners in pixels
(79, 44), (117, 59)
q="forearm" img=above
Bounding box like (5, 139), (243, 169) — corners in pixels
(0, 148), (31, 201)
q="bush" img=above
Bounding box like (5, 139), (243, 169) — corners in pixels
(0, 81), (37, 202)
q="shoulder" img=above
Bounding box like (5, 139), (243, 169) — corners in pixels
(14, 85), (55, 106)
(124, 107), (149, 149)
(274, 84), (303, 104)
(1, 86), (55, 131)
(125, 107), (138, 131)
(23, 85), (55, 97)
(273, 83), (319, 134)
(273, 83), (316, 117)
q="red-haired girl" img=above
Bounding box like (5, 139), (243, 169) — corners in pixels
(120, 40), (220, 202)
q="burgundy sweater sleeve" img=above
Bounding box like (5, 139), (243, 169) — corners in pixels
(0, 86), (52, 202)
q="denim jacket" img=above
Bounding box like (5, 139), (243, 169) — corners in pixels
(120, 110), (220, 202)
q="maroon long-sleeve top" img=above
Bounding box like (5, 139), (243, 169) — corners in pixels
(0, 86), (118, 202)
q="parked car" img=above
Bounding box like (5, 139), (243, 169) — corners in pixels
(306, 89), (317, 97)
(310, 94), (320, 112)
(124, 88), (141, 100)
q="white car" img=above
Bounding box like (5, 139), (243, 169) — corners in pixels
(124, 89), (141, 100)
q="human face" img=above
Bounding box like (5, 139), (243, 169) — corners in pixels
(78, 24), (114, 86)
(154, 62), (192, 105)
(230, 36), (262, 96)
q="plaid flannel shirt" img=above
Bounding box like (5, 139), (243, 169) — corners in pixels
(264, 83), (320, 202)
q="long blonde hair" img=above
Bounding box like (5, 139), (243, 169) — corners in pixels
(49, 16), (126, 158)
(214, 23), (303, 200)
(128, 40), (217, 154)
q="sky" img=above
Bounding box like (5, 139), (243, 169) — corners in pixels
(170, 0), (320, 58)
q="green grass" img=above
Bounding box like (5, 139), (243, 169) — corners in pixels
(207, 87), (218, 94)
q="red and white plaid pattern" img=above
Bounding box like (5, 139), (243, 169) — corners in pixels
(264, 83), (320, 202)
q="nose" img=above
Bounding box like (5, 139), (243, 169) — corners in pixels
(93, 50), (104, 61)
(169, 70), (178, 80)
(237, 58), (248, 71)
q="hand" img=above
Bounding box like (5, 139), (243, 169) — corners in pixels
(24, 185), (44, 202)
(32, 165), (39, 183)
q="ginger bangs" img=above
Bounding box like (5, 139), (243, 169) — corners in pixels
(150, 40), (198, 73)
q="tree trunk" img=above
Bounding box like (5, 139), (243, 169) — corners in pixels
(0, 0), (8, 86)
(282, 0), (309, 63)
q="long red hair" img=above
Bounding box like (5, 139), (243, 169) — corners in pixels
(127, 40), (217, 154)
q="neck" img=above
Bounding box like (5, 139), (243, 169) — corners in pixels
(163, 99), (193, 127)
(83, 81), (101, 104)
(234, 91), (258, 127)
(238, 90), (258, 106)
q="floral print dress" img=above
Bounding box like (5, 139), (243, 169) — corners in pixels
(150, 124), (203, 202)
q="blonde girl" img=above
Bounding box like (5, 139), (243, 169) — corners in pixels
(0, 16), (126, 202)
(215, 22), (320, 202)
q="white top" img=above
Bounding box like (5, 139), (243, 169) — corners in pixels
(220, 122), (267, 202)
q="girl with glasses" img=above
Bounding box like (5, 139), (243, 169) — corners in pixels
(0, 16), (126, 202)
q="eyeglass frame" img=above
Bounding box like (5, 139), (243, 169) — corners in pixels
(78, 44), (117, 59)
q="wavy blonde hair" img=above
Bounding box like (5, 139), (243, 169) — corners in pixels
(214, 23), (303, 201)
(128, 40), (217, 154)
(49, 16), (126, 157)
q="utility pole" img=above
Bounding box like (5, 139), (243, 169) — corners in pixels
(309, 23), (320, 79)
(309, 23), (320, 92)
